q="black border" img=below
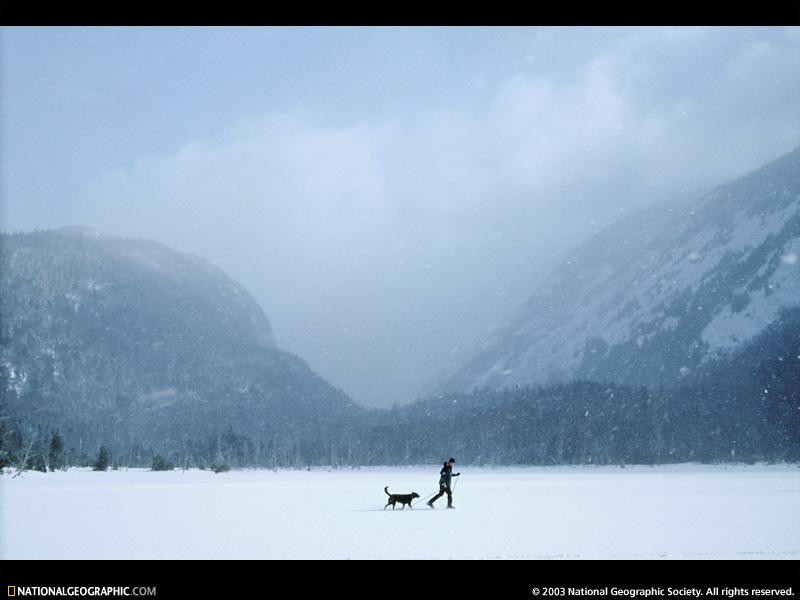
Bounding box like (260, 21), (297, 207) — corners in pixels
(0, 0), (798, 26)
(1, 0), (798, 592)
(1, 559), (799, 598)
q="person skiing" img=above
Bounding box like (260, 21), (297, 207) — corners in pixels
(426, 457), (460, 509)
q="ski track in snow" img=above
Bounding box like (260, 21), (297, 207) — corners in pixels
(1, 464), (798, 560)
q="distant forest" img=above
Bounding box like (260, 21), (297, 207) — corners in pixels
(3, 370), (797, 474)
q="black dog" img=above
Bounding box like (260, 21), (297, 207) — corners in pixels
(384, 486), (420, 510)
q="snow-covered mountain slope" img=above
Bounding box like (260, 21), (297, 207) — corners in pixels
(15, 226), (279, 350)
(0, 228), (360, 455)
(439, 148), (800, 392)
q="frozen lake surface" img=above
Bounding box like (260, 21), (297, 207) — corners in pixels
(2, 464), (798, 559)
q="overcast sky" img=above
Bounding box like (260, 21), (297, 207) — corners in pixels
(2, 26), (798, 407)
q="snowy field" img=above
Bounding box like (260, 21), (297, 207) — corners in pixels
(1, 464), (798, 560)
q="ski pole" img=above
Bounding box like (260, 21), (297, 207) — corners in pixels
(412, 490), (438, 507)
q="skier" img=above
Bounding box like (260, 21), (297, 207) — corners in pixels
(426, 457), (460, 509)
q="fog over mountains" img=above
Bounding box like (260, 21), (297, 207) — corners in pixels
(1, 149), (798, 468)
(436, 147), (800, 393)
(5, 27), (798, 410)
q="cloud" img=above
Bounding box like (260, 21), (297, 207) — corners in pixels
(78, 27), (800, 406)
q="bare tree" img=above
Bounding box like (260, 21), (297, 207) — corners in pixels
(11, 438), (35, 479)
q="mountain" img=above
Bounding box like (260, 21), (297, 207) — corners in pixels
(0, 228), (363, 466)
(438, 148), (800, 393)
(1, 223), (795, 470)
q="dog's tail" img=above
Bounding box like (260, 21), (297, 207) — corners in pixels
(384, 486), (391, 496)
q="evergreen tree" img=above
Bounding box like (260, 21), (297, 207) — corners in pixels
(151, 454), (174, 471)
(211, 433), (230, 473)
(30, 437), (47, 472)
(48, 429), (65, 471)
(93, 446), (110, 471)
(0, 422), (11, 470)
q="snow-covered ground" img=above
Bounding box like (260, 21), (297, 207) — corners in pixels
(2, 464), (798, 559)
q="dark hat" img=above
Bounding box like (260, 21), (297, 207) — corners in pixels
(448, 457), (456, 463)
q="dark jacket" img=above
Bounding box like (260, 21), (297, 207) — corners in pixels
(438, 462), (458, 488)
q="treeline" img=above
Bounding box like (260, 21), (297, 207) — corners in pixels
(0, 424), (126, 473)
(381, 380), (798, 465)
(0, 421), (359, 473)
(3, 375), (797, 474)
